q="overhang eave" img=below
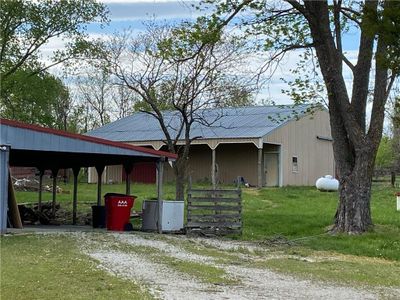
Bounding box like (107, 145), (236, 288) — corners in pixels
(8, 149), (162, 170)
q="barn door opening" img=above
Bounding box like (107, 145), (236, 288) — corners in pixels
(264, 152), (279, 187)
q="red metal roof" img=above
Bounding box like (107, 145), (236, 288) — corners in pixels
(0, 118), (177, 160)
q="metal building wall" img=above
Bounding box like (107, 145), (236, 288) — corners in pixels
(264, 109), (334, 186)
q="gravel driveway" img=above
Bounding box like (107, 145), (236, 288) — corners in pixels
(39, 232), (394, 300)
(65, 231), (396, 300)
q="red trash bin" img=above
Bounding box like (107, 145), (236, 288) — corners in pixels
(105, 193), (136, 231)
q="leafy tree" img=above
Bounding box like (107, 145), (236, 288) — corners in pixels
(202, 0), (400, 233)
(62, 102), (88, 133)
(210, 81), (255, 107)
(391, 97), (400, 171)
(375, 136), (393, 169)
(105, 23), (256, 201)
(0, 0), (108, 80)
(0, 0), (108, 131)
(132, 82), (254, 111)
(1, 68), (72, 128)
(376, 96), (400, 171)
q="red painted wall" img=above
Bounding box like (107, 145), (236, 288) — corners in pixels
(10, 167), (37, 178)
(122, 162), (156, 184)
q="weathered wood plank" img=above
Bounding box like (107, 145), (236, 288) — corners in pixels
(186, 187), (242, 236)
(187, 205), (242, 211)
(186, 213), (242, 221)
(187, 213), (241, 217)
(188, 197), (241, 203)
(189, 189), (240, 194)
(186, 222), (242, 228)
(188, 218), (242, 224)
(188, 213), (241, 219)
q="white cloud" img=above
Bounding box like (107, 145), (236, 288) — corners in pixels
(37, 0), (360, 109)
(249, 49), (361, 105)
(101, 0), (190, 3)
(38, 32), (116, 75)
(101, 1), (200, 21)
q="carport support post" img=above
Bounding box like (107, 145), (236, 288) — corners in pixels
(51, 169), (58, 218)
(211, 147), (216, 189)
(72, 167), (80, 225)
(257, 148), (263, 188)
(124, 164), (133, 195)
(0, 145), (10, 234)
(156, 158), (165, 234)
(38, 169), (44, 212)
(95, 165), (105, 206)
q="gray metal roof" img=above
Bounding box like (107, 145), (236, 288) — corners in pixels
(86, 105), (313, 142)
(0, 118), (176, 169)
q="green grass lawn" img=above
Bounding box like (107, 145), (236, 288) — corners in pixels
(241, 185), (400, 261)
(0, 234), (151, 300)
(13, 181), (400, 261)
(3, 183), (400, 297)
(14, 181), (176, 214)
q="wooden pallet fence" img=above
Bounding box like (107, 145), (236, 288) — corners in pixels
(186, 188), (242, 236)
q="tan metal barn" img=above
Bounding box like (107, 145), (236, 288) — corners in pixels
(86, 105), (335, 187)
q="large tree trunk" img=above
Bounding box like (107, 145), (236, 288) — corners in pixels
(302, 1), (388, 234)
(173, 158), (187, 201)
(328, 93), (378, 234)
(173, 133), (191, 202)
(333, 148), (375, 233)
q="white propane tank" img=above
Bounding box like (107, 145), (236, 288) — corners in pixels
(316, 175), (339, 191)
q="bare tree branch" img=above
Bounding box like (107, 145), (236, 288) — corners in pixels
(104, 23), (256, 200)
(341, 53), (355, 72)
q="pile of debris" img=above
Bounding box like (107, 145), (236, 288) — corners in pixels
(13, 178), (40, 192)
(13, 177), (66, 193)
(17, 202), (91, 226)
(18, 202), (60, 225)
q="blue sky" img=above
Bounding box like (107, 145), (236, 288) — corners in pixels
(95, 1), (360, 49)
(90, 1), (200, 33)
(80, 0), (360, 104)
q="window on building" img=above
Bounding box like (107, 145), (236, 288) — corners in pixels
(292, 156), (299, 173)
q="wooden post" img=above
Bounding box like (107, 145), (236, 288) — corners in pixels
(391, 172), (396, 188)
(38, 169), (44, 212)
(236, 176), (241, 189)
(156, 158), (165, 234)
(188, 176), (192, 191)
(8, 172), (23, 229)
(124, 164), (133, 195)
(257, 148), (263, 188)
(95, 165), (105, 206)
(0, 145), (10, 234)
(211, 147), (216, 189)
(72, 167), (80, 225)
(51, 169), (58, 218)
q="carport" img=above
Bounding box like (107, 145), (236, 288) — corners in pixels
(0, 119), (176, 234)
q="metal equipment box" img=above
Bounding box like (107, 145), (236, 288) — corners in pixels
(141, 200), (184, 232)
